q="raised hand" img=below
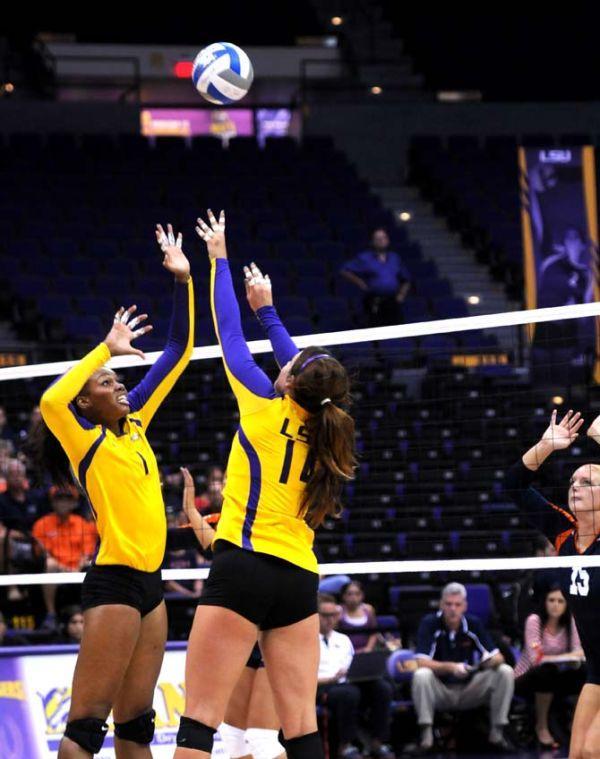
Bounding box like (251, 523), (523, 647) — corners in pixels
(195, 209), (227, 260)
(540, 409), (584, 451)
(244, 262), (273, 312)
(104, 305), (152, 360)
(180, 467), (197, 522)
(155, 223), (190, 283)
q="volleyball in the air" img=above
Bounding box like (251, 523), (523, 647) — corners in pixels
(192, 43), (254, 105)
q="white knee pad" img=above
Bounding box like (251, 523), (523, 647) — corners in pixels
(218, 723), (248, 758)
(245, 727), (285, 759)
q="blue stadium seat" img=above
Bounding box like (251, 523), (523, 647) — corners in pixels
(465, 584), (494, 626)
(276, 296), (312, 320)
(64, 315), (105, 341)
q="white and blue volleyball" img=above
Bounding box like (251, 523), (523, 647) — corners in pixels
(192, 43), (254, 105)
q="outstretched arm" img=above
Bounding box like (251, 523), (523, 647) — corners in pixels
(504, 409), (582, 543)
(180, 467), (216, 552)
(197, 211), (276, 415)
(126, 225), (194, 428)
(244, 261), (299, 368)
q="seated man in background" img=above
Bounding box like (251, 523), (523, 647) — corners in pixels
(340, 227), (411, 327)
(411, 582), (514, 753)
(0, 458), (40, 531)
(317, 593), (394, 759)
(32, 485), (97, 628)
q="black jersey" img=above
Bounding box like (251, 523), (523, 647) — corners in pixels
(506, 460), (600, 684)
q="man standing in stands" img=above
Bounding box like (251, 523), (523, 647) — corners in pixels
(411, 582), (514, 753)
(340, 228), (411, 327)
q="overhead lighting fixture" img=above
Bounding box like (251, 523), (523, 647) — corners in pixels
(370, 85), (382, 95)
(399, 211), (411, 222)
(437, 90), (482, 102)
(552, 395), (564, 405)
(467, 295), (480, 305)
(331, 16), (343, 26)
(2, 82), (14, 94)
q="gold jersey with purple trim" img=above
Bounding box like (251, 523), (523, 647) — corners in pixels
(210, 258), (318, 573)
(40, 279), (194, 572)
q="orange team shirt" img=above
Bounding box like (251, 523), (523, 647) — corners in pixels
(33, 514), (97, 570)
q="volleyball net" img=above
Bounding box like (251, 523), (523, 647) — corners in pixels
(1, 299), (600, 604)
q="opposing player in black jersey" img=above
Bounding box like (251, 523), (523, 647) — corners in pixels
(506, 409), (600, 758)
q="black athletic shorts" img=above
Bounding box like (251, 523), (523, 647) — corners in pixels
(81, 563), (163, 617)
(197, 540), (318, 630)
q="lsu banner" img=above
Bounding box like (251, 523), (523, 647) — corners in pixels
(519, 146), (600, 378)
(0, 645), (231, 758)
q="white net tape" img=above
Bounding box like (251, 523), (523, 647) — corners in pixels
(1, 300), (599, 381)
(1, 554), (600, 587)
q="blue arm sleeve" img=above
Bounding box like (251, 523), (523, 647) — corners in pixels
(255, 305), (299, 368)
(504, 460), (575, 544)
(211, 259), (276, 411)
(126, 278), (194, 426)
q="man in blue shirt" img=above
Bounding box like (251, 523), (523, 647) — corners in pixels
(340, 228), (411, 326)
(411, 583), (514, 752)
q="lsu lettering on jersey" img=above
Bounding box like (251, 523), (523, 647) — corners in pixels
(40, 279), (194, 572)
(210, 258), (318, 573)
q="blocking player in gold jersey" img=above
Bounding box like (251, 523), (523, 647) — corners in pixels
(174, 211), (357, 759)
(33, 225), (194, 758)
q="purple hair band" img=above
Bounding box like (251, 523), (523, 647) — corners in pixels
(297, 353), (331, 373)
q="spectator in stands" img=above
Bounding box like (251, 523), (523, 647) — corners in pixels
(55, 605), (85, 645)
(0, 405), (16, 445)
(19, 404), (42, 443)
(195, 464), (225, 515)
(0, 440), (13, 496)
(0, 439), (14, 484)
(317, 594), (395, 759)
(514, 584), (585, 749)
(0, 458), (39, 531)
(32, 485), (97, 628)
(338, 580), (379, 653)
(340, 227), (411, 327)
(412, 582), (514, 753)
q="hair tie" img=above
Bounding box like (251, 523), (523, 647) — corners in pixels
(321, 397), (332, 406)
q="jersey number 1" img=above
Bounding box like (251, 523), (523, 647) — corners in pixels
(570, 567), (590, 597)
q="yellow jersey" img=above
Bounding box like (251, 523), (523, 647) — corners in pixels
(210, 259), (317, 573)
(40, 279), (194, 572)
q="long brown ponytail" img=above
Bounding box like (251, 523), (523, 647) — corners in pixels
(290, 347), (357, 528)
